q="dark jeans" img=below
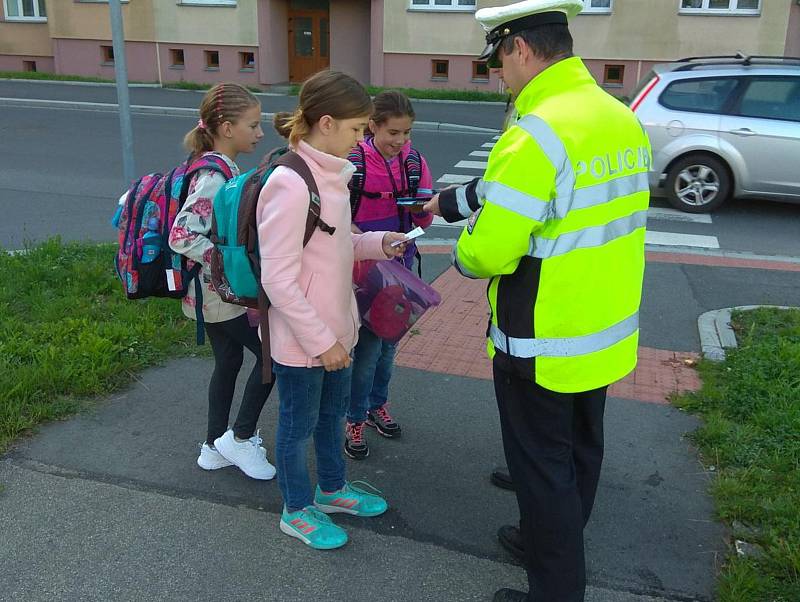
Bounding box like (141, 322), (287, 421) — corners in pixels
(348, 325), (396, 423)
(273, 361), (352, 512)
(204, 314), (273, 445)
(493, 363), (607, 602)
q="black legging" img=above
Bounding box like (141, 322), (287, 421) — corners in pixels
(204, 314), (274, 444)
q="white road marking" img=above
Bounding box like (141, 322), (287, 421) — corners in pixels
(454, 160), (488, 170)
(646, 231), (720, 249)
(647, 207), (713, 224)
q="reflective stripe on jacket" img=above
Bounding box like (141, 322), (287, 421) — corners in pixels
(453, 57), (651, 393)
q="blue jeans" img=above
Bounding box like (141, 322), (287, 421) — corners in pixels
(273, 361), (352, 512)
(347, 326), (397, 424)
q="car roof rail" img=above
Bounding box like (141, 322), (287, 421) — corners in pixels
(673, 52), (800, 71)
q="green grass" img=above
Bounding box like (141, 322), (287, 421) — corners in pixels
(0, 239), (203, 453)
(673, 307), (800, 601)
(288, 83), (508, 103)
(0, 70), (116, 84)
(0, 71), (262, 93)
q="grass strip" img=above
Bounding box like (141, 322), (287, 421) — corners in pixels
(0, 239), (202, 453)
(673, 307), (800, 601)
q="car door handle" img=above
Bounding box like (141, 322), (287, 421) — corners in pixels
(729, 128), (757, 137)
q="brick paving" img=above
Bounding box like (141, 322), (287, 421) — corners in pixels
(397, 262), (701, 405)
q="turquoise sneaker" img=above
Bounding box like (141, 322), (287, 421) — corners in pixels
(279, 505), (348, 550)
(314, 481), (388, 517)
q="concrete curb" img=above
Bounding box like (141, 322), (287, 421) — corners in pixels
(697, 305), (795, 361)
(0, 97), (500, 134)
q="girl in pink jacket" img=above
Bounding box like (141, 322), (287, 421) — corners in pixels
(345, 91), (434, 459)
(256, 71), (408, 550)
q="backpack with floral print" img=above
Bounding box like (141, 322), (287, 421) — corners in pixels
(113, 154), (233, 301)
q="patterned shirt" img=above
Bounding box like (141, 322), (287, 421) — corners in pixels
(168, 152), (245, 324)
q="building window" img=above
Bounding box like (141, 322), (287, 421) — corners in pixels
(582, 0), (612, 13)
(679, 0), (760, 15)
(170, 49), (185, 68)
(205, 50), (220, 70)
(603, 64), (625, 86)
(101, 45), (115, 65)
(239, 51), (255, 71)
(409, 0), (476, 12)
(431, 59), (449, 80)
(472, 61), (489, 82)
(23, 60), (37, 72)
(4, 0), (47, 21)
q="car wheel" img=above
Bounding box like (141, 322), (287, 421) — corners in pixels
(665, 154), (731, 213)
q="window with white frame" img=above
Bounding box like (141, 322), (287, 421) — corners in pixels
(582, 0), (612, 13)
(409, 0), (477, 12)
(679, 0), (760, 15)
(4, 0), (47, 21)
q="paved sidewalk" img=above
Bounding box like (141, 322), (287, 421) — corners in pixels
(0, 249), (727, 602)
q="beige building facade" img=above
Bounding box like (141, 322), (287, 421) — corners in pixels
(0, 0), (798, 95)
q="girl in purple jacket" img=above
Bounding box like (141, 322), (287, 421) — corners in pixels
(345, 91), (434, 460)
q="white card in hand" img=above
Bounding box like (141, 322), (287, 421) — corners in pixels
(391, 226), (425, 248)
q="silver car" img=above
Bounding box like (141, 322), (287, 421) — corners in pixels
(631, 54), (800, 213)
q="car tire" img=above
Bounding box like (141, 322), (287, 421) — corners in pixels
(665, 154), (731, 213)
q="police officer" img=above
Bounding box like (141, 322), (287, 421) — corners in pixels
(424, 1), (651, 600)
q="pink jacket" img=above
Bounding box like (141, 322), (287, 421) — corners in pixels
(257, 140), (389, 368)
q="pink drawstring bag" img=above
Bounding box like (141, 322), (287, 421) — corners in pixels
(352, 259), (441, 343)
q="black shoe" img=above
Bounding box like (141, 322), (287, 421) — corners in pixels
(498, 524), (525, 561)
(366, 403), (401, 438)
(490, 468), (515, 491)
(493, 588), (527, 602)
(344, 421), (369, 460)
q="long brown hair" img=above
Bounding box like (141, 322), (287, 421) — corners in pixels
(184, 82), (260, 156)
(370, 90), (415, 127)
(273, 70), (373, 146)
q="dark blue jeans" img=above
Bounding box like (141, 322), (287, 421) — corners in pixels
(347, 326), (396, 424)
(273, 361), (352, 512)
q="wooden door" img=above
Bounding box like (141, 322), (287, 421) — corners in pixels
(288, 10), (330, 83)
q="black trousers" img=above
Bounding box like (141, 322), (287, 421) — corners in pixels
(493, 363), (607, 602)
(204, 314), (274, 444)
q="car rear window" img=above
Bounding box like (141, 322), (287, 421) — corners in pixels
(659, 77), (739, 113)
(736, 77), (800, 122)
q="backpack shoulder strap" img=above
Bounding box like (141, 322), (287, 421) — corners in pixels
(348, 143), (367, 218)
(178, 153), (234, 207)
(403, 147), (423, 197)
(274, 151), (336, 246)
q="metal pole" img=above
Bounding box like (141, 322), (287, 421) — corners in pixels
(109, 0), (135, 185)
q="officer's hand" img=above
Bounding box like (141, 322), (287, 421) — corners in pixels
(423, 194), (441, 216)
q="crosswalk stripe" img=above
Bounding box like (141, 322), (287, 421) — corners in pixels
(469, 151), (491, 158)
(492, 135), (501, 140)
(437, 173), (476, 184)
(481, 143), (495, 148)
(422, 229), (720, 250)
(647, 207), (712, 224)
(646, 231), (720, 249)
(455, 160), (488, 170)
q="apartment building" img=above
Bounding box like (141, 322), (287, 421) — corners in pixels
(1, 0), (798, 95)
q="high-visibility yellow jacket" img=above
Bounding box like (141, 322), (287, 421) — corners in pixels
(450, 57), (651, 393)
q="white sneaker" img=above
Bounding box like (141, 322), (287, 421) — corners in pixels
(197, 443), (233, 471)
(214, 429), (276, 480)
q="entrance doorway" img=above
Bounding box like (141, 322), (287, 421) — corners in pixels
(288, 6), (329, 83)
